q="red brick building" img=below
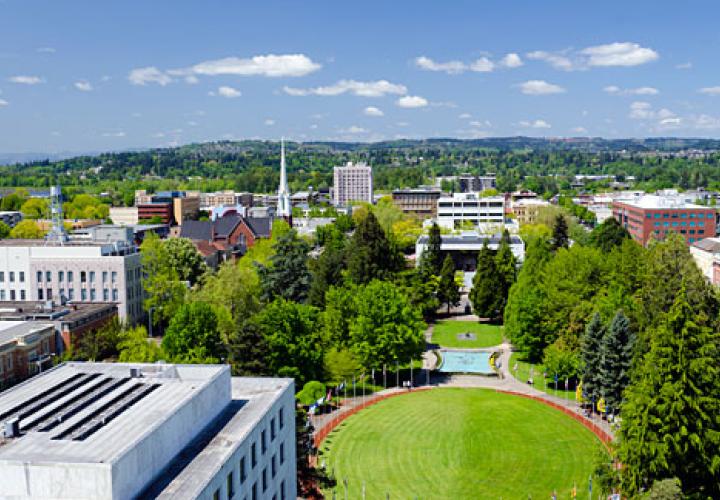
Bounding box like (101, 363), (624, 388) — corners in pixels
(137, 202), (173, 224)
(613, 195), (716, 246)
(0, 322), (55, 390)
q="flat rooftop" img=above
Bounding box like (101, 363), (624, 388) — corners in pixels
(615, 194), (708, 210)
(0, 301), (117, 323)
(0, 363), (230, 464)
(0, 321), (54, 346)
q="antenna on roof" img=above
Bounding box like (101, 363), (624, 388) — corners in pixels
(45, 185), (68, 246)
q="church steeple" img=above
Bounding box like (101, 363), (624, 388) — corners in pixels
(277, 138), (292, 219)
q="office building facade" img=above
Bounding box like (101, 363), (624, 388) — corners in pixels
(436, 193), (505, 229)
(391, 189), (442, 216)
(332, 162), (373, 205)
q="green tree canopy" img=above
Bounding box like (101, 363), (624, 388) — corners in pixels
(346, 211), (400, 284)
(163, 237), (208, 286)
(469, 241), (500, 320)
(259, 229), (312, 303)
(589, 217), (630, 253)
(437, 254), (460, 315)
(551, 213), (569, 251)
(9, 220), (46, 239)
(162, 302), (224, 363)
(598, 311), (634, 412)
(0, 221), (10, 239)
(580, 313), (606, 403)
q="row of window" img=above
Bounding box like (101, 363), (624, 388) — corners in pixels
(646, 212), (714, 219)
(216, 406), (287, 500)
(37, 270), (118, 284)
(653, 220), (705, 227)
(0, 289), (25, 301)
(0, 271), (25, 283)
(653, 229), (705, 236)
(37, 287), (119, 302)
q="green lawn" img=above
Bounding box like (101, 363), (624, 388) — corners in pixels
(320, 388), (604, 499)
(431, 320), (504, 348)
(509, 351), (577, 399)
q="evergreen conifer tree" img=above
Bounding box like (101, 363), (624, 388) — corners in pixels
(618, 286), (720, 497)
(598, 311), (633, 412)
(469, 241), (500, 320)
(424, 222), (443, 276)
(494, 230), (517, 317)
(580, 312), (605, 403)
(437, 254), (461, 315)
(258, 229), (312, 303)
(551, 214), (569, 251)
(346, 211), (399, 284)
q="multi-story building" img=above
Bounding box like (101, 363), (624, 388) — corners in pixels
(0, 321), (55, 390)
(435, 175), (496, 193)
(690, 237), (720, 284)
(0, 301), (118, 351)
(436, 193), (505, 229)
(332, 162), (373, 205)
(137, 202), (173, 224)
(172, 195), (200, 225)
(612, 195), (717, 246)
(0, 240), (143, 324)
(511, 198), (550, 225)
(200, 190), (241, 210)
(0, 362), (296, 500)
(392, 188), (442, 217)
(108, 207), (139, 226)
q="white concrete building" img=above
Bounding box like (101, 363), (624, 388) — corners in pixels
(332, 162), (373, 205)
(108, 207), (139, 226)
(690, 237), (720, 284)
(0, 362), (296, 500)
(0, 240), (143, 324)
(436, 193), (505, 230)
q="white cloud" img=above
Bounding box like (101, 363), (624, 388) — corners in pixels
(364, 106), (384, 117)
(526, 51), (574, 71)
(458, 113), (472, 119)
(519, 119), (551, 129)
(581, 42), (658, 67)
(310, 124), (318, 130)
(699, 86), (720, 96)
(571, 126), (588, 134)
(604, 85), (659, 96)
(129, 54), (320, 86)
(264, 119), (275, 126)
(0, 99), (7, 107)
(500, 53), (523, 68)
(36, 47), (55, 53)
(215, 86), (241, 98)
(339, 125), (367, 134)
(128, 67), (172, 86)
(676, 62), (692, 70)
(415, 56), (467, 75)
(284, 79), (407, 97)
(74, 81), (93, 92)
(184, 54), (320, 78)
(469, 57), (495, 72)
(8, 75), (43, 85)
(527, 42), (658, 71)
(102, 131), (126, 137)
(518, 80), (565, 95)
(629, 101), (675, 121)
(469, 120), (492, 128)
(396, 95), (428, 108)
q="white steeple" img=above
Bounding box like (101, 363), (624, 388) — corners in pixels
(277, 138), (291, 218)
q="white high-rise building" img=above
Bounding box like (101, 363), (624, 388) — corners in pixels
(332, 162), (373, 205)
(436, 193), (505, 230)
(277, 139), (292, 219)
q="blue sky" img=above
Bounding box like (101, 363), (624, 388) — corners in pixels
(1, 0), (720, 153)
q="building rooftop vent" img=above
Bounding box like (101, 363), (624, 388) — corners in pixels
(4, 418), (19, 438)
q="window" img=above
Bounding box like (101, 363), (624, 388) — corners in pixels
(58, 271), (64, 282)
(89, 271), (95, 283)
(681, 213), (688, 218)
(280, 480), (286, 500)
(102, 271), (108, 283)
(227, 472), (235, 499)
(690, 221), (696, 227)
(708, 213), (714, 218)
(654, 222), (660, 227)
(262, 468), (267, 492)
(240, 457), (246, 483)
(662, 213), (669, 218)
(46, 288), (52, 300)
(80, 271), (87, 283)
(68, 288), (74, 300)
(280, 442), (285, 464)
(654, 213), (660, 219)
(271, 455), (277, 478)
(68, 271), (73, 282)
(111, 271), (117, 283)
(20, 290), (25, 300)
(261, 430), (267, 454)
(60, 288), (65, 299)
(251, 443), (257, 468)
(103, 289), (109, 301)
(663, 222), (669, 227)
(45, 271), (51, 282)
(38, 289), (44, 300)
(0, 272), (3, 282)
(699, 221), (705, 227)
(251, 482), (258, 500)
(279, 408), (284, 429)
(690, 238), (695, 243)
(672, 222), (678, 227)
(81, 289), (87, 301)
(9, 272), (14, 282)
(19, 272), (24, 283)
(690, 213), (696, 219)
(0, 291), (5, 300)
(10, 290), (15, 300)
(90, 289), (97, 301)
(212, 489), (219, 500)
(112, 289), (118, 301)
(271, 417), (276, 440)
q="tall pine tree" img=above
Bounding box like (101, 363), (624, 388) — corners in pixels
(618, 285), (720, 497)
(494, 230), (517, 318)
(423, 222), (443, 276)
(598, 311), (633, 412)
(469, 241), (500, 320)
(258, 229), (312, 303)
(551, 214), (569, 251)
(346, 211), (399, 284)
(437, 254), (461, 315)
(580, 312), (605, 404)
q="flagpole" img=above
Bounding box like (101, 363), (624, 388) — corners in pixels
(383, 363), (387, 390)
